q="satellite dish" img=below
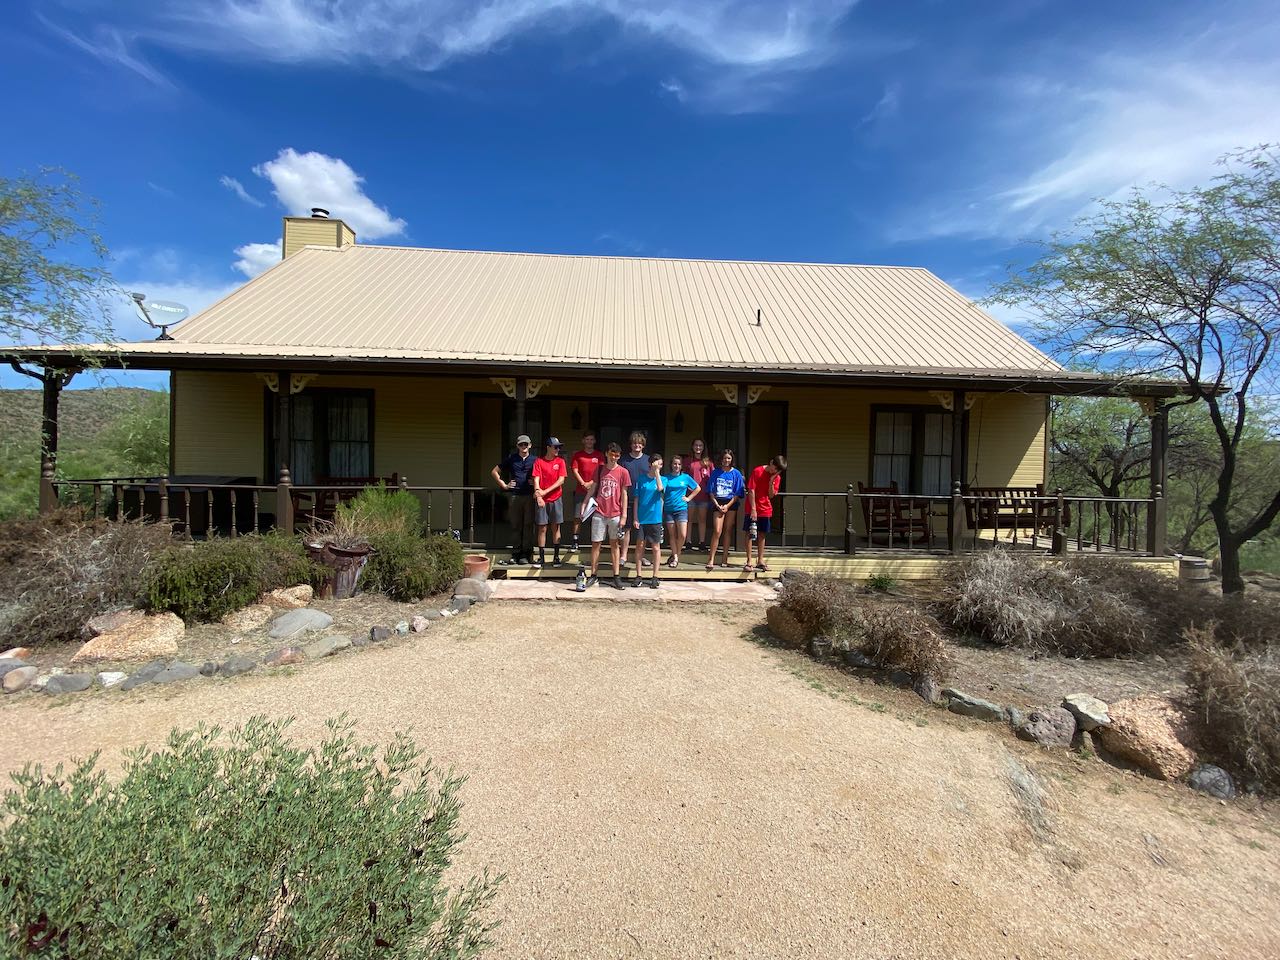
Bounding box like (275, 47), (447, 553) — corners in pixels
(129, 292), (188, 340)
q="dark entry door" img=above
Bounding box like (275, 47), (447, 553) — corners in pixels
(593, 402), (665, 457)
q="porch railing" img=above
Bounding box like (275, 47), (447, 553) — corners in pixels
(48, 476), (1167, 558)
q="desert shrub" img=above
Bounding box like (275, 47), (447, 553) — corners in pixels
(941, 550), (1149, 657)
(142, 535), (322, 622)
(0, 716), (499, 957)
(0, 516), (175, 648)
(335, 485), (423, 537)
(1186, 628), (1280, 791)
(778, 574), (864, 640)
(362, 532), (464, 602)
(859, 605), (951, 681)
(1213, 593), (1280, 648)
(866, 573), (896, 592)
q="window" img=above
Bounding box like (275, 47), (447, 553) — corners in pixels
(267, 389), (373, 484)
(870, 408), (956, 496)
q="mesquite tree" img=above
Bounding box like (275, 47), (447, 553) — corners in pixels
(992, 146), (1280, 594)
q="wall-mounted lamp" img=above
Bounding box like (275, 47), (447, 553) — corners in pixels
(570, 406), (583, 431)
(673, 408), (685, 433)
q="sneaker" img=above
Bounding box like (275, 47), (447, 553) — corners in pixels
(571, 539), (580, 551)
(587, 575), (599, 589)
(648, 577), (659, 589)
(610, 575), (626, 590)
(530, 557), (543, 568)
(631, 576), (644, 588)
(553, 556), (563, 568)
(666, 556), (679, 568)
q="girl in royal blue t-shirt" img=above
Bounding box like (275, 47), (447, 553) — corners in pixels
(705, 449), (745, 569)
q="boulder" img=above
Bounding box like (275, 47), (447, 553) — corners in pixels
(152, 662), (200, 685)
(199, 661), (219, 677)
(765, 605), (809, 648)
(96, 671), (127, 688)
(2, 666), (38, 694)
(303, 635), (351, 660)
(943, 689), (1005, 723)
(1188, 764), (1236, 800)
(453, 578), (495, 602)
(1062, 694), (1111, 731)
(1004, 706), (1027, 730)
(263, 646), (305, 667)
(447, 596), (474, 614)
(410, 615), (431, 633)
(1017, 707), (1078, 748)
(82, 609), (146, 639)
(71, 612), (184, 664)
(44, 673), (94, 695)
(369, 625), (393, 643)
(0, 658), (30, 680)
(261, 585), (314, 610)
(118, 660), (168, 691)
(218, 655), (257, 677)
(0, 647), (32, 660)
(841, 648), (876, 669)
(394, 620), (411, 635)
(913, 675), (942, 705)
(221, 604), (274, 632)
(1096, 695), (1198, 781)
(268, 608), (333, 640)
(421, 609), (444, 622)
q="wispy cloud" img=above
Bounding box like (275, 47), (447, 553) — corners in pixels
(147, 181), (176, 197)
(37, 14), (174, 88)
(219, 175), (264, 207)
(43, 1), (862, 110)
(251, 148), (406, 239)
(857, 80), (899, 127)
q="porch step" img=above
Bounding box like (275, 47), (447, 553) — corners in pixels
(486, 552), (762, 581)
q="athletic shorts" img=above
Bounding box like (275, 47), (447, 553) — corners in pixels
(743, 516), (772, 540)
(714, 497), (736, 508)
(640, 523), (664, 546)
(664, 508), (688, 524)
(687, 501), (708, 514)
(591, 514), (623, 543)
(536, 499), (563, 525)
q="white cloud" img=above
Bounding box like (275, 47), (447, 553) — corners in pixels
(233, 240), (283, 278)
(252, 148), (406, 239)
(45, 1), (860, 110)
(220, 175), (264, 207)
(857, 80), (899, 127)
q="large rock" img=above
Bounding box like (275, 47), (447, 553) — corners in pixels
(0, 659), (30, 680)
(118, 660), (169, 691)
(96, 671), (127, 688)
(765, 605), (809, 648)
(44, 673), (94, 695)
(2, 666), (38, 694)
(221, 604), (274, 632)
(369, 625), (393, 643)
(268, 608), (333, 639)
(82, 609), (146, 639)
(71, 612), (184, 664)
(218, 655), (257, 677)
(410, 615), (431, 633)
(1096, 696), (1198, 781)
(453, 578), (495, 602)
(0, 647), (32, 661)
(1017, 707), (1078, 748)
(447, 596), (474, 614)
(944, 689), (1005, 723)
(261, 585), (314, 610)
(913, 675), (942, 705)
(263, 646), (305, 667)
(1062, 694), (1111, 731)
(152, 662), (199, 685)
(303, 635), (351, 660)
(1188, 764), (1236, 800)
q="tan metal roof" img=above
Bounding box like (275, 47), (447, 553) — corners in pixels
(149, 244), (1060, 376)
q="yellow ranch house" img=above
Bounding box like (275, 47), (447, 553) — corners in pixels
(7, 209), (1181, 578)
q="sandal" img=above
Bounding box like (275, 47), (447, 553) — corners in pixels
(743, 564), (756, 573)
(705, 563), (715, 572)
(758, 564), (769, 572)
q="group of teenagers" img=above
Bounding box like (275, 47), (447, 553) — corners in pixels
(492, 431), (788, 589)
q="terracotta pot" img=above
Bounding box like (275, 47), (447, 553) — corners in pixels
(464, 554), (491, 580)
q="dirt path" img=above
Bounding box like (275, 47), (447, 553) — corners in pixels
(1, 603), (1277, 959)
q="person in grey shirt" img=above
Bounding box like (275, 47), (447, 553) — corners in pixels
(617, 431), (650, 567)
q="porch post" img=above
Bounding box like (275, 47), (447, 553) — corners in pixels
(514, 377), (528, 440)
(275, 370), (291, 480)
(1146, 401), (1169, 556)
(736, 382), (748, 465)
(949, 389), (965, 553)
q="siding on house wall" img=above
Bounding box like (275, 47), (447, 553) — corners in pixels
(282, 219), (341, 258)
(173, 372), (1047, 534)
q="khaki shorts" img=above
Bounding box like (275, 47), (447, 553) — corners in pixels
(591, 514), (623, 543)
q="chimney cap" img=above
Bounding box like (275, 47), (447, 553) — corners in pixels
(310, 207), (330, 219)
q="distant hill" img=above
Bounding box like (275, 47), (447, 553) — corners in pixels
(0, 387), (166, 448)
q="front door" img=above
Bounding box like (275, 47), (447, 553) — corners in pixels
(593, 402), (665, 458)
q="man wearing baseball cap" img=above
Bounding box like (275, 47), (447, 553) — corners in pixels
(532, 436), (568, 568)
(491, 434), (536, 564)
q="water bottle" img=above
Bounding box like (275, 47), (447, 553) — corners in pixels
(749, 520), (758, 541)
(575, 565), (587, 591)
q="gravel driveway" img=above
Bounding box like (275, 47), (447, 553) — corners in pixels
(0, 602), (1277, 959)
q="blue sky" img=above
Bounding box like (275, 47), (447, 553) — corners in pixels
(3, 0), (1278, 391)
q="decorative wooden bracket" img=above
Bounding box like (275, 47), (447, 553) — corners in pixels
(290, 373), (318, 394)
(257, 373), (280, 393)
(526, 379), (552, 399)
(491, 377), (516, 399)
(1134, 396), (1159, 416)
(747, 385), (771, 404)
(930, 390), (976, 411)
(713, 384), (738, 404)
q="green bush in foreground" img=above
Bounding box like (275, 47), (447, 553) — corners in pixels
(363, 532), (464, 602)
(142, 535), (322, 622)
(0, 717), (500, 958)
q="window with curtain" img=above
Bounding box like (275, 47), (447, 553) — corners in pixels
(268, 389), (373, 484)
(871, 408), (955, 495)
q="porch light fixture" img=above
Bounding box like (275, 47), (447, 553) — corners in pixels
(673, 408), (685, 433)
(570, 406), (582, 431)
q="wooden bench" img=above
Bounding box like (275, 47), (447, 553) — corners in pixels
(964, 484), (1069, 533)
(292, 473), (400, 526)
(857, 481), (935, 547)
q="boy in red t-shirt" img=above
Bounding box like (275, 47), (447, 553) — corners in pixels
(588, 442), (630, 590)
(532, 437), (568, 568)
(569, 431), (605, 553)
(743, 455), (788, 573)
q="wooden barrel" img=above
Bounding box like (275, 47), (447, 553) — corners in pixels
(1179, 556), (1211, 582)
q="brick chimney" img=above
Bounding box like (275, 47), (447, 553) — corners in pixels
(281, 207), (356, 259)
